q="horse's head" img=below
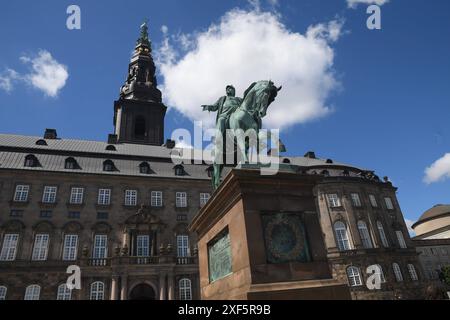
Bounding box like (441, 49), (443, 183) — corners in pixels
(255, 80), (282, 118)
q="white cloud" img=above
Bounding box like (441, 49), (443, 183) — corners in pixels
(404, 219), (416, 237)
(347, 0), (389, 9)
(424, 153), (450, 184)
(0, 50), (68, 98)
(0, 69), (20, 92)
(157, 9), (343, 130)
(20, 50), (68, 97)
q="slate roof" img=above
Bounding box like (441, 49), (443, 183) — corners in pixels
(0, 134), (365, 179)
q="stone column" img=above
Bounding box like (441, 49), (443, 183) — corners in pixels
(159, 273), (166, 300)
(110, 276), (119, 300)
(167, 274), (175, 300)
(120, 275), (128, 300)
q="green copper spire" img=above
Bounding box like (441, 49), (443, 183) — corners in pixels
(136, 20), (151, 50)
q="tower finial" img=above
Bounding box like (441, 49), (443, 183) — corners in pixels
(136, 19), (151, 49)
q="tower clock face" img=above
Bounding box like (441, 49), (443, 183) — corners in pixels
(261, 213), (311, 264)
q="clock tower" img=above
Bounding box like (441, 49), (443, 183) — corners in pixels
(113, 22), (167, 145)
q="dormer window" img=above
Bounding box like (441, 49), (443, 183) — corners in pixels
(105, 145), (117, 151)
(174, 164), (185, 176)
(103, 160), (116, 172)
(206, 166), (214, 178)
(282, 158), (291, 164)
(321, 170), (330, 177)
(35, 139), (47, 146)
(24, 154), (39, 167)
(139, 162), (150, 174)
(65, 157), (80, 170)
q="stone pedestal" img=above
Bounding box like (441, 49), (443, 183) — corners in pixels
(189, 167), (351, 300)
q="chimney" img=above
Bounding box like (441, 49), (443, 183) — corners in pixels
(304, 151), (316, 159)
(108, 134), (118, 144)
(44, 128), (58, 139)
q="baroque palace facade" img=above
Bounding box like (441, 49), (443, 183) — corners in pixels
(0, 24), (425, 300)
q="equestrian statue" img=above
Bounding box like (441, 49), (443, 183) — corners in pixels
(202, 80), (282, 190)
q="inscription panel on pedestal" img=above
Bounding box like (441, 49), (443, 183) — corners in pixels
(261, 212), (311, 264)
(208, 228), (232, 283)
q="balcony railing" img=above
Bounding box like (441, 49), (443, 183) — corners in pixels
(1, 255), (198, 269)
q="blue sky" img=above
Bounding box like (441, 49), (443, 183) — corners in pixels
(0, 0), (449, 227)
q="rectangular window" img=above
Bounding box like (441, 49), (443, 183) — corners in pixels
(70, 187), (84, 204)
(136, 235), (150, 257)
(32, 234), (50, 261)
(176, 192), (187, 208)
(350, 193), (362, 207)
(326, 194), (341, 208)
(92, 235), (108, 259)
(177, 235), (189, 257)
(97, 212), (109, 220)
(42, 186), (57, 204)
(177, 214), (188, 222)
(63, 235), (78, 261)
(39, 210), (52, 218)
(384, 197), (394, 210)
(0, 234), (19, 261)
(151, 191), (163, 207)
(396, 231), (407, 249)
(124, 190), (137, 206)
(68, 212), (81, 219)
(10, 210), (23, 217)
(98, 189), (111, 205)
(369, 194), (378, 208)
(200, 193), (211, 207)
(14, 185), (29, 202)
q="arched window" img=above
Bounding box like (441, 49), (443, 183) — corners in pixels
(346, 266), (362, 287)
(56, 283), (72, 300)
(35, 139), (48, 146)
(105, 145), (117, 151)
(395, 231), (407, 249)
(24, 154), (39, 167)
(407, 264), (419, 281)
(103, 160), (116, 172)
(393, 263), (403, 282)
(0, 286), (7, 300)
(134, 116), (146, 139)
(179, 278), (192, 300)
(90, 281), (105, 300)
(334, 221), (352, 251)
(24, 285), (41, 300)
(174, 165), (185, 176)
(206, 166), (214, 178)
(377, 221), (389, 248)
(357, 221), (373, 249)
(65, 157), (80, 170)
(139, 162), (150, 174)
(374, 264), (386, 283)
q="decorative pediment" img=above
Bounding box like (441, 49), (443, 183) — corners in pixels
(125, 205), (162, 226)
(92, 222), (112, 234)
(63, 221), (83, 233)
(33, 221), (55, 232)
(173, 222), (189, 235)
(2, 220), (26, 232)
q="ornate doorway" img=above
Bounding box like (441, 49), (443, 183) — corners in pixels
(129, 283), (156, 300)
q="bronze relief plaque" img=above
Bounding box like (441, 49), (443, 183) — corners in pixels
(208, 228), (232, 283)
(261, 213), (311, 264)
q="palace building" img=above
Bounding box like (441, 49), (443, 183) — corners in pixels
(0, 24), (426, 300)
